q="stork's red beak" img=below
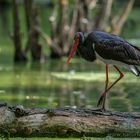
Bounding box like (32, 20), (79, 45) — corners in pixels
(66, 39), (79, 64)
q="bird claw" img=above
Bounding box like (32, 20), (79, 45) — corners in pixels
(96, 92), (108, 112)
(91, 108), (106, 112)
(97, 94), (105, 107)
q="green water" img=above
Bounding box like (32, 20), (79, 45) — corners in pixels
(0, 53), (140, 112)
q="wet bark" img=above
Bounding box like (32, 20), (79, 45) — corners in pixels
(1, 104), (140, 137)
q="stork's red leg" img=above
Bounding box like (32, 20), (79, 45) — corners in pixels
(105, 65), (124, 93)
(97, 64), (109, 109)
(105, 64), (109, 90)
(97, 65), (124, 111)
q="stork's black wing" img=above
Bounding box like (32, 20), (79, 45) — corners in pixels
(95, 40), (140, 65)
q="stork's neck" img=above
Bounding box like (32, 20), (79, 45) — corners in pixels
(79, 35), (85, 45)
(77, 42), (96, 62)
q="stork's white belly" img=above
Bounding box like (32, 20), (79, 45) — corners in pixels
(95, 52), (124, 65)
(95, 52), (139, 76)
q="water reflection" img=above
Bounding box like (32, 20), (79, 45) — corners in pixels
(0, 59), (140, 112)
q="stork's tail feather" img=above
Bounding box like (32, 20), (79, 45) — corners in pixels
(133, 66), (140, 76)
(134, 66), (140, 76)
(130, 65), (140, 77)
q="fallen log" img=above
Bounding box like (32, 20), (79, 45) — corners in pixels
(0, 103), (140, 137)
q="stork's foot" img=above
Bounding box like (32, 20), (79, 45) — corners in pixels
(97, 93), (106, 107)
(97, 93), (107, 112)
(92, 107), (106, 112)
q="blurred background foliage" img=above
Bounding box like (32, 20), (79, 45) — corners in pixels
(0, 0), (139, 62)
(0, 0), (140, 112)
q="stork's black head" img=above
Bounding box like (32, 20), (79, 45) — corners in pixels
(74, 32), (85, 44)
(66, 32), (85, 64)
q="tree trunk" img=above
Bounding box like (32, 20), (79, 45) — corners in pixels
(49, 0), (68, 58)
(94, 0), (113, 30)
(24, 0), (32, 31)
(12, 0), (27, 63)
(24, 0), (42, 62)
(1, 104), (140, 137)
(111, 0), (135, 35)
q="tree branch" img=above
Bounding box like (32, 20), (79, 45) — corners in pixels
(111, 0), (135, 35)
(94, 0), (113, 30)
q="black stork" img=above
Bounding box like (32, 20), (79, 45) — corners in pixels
(66, 31), (140, 111)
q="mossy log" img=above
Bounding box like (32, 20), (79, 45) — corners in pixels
(0, 104), (140, 137)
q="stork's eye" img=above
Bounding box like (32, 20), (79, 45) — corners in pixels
(74, 33), (80, 40)
(74, 36), (77, 40)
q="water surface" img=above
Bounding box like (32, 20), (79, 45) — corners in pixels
(0, 58), (140, 112)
